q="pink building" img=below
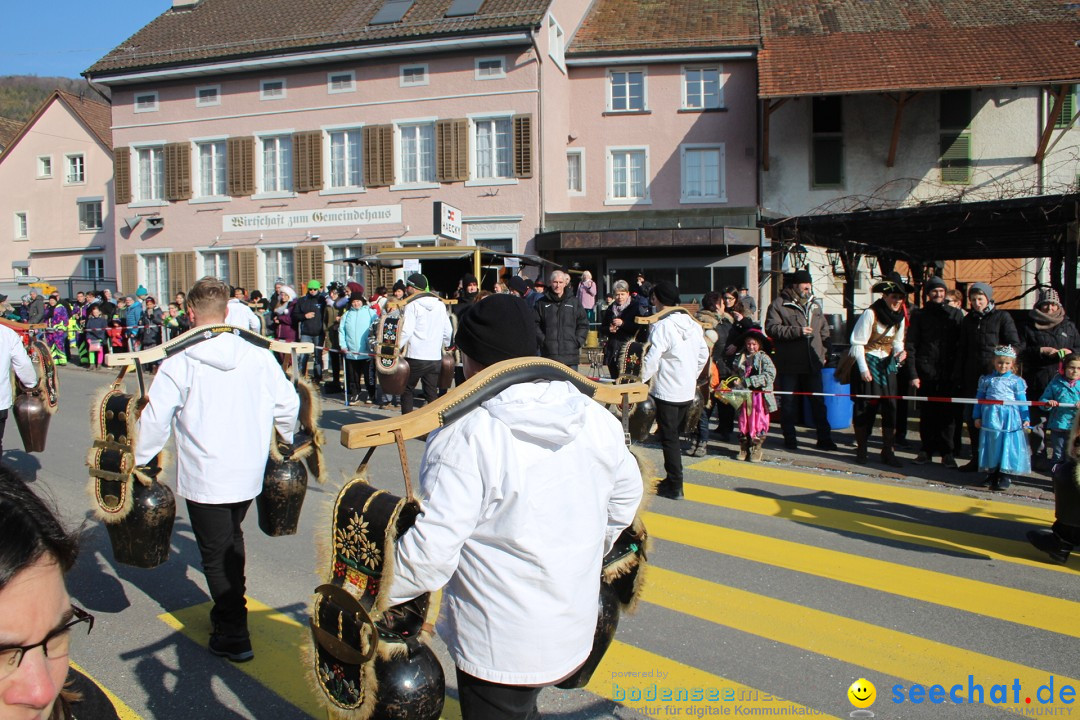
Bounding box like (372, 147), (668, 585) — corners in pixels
(0, 91), (114, 296)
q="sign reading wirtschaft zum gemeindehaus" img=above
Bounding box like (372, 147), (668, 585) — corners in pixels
(222, 205), (401, 233)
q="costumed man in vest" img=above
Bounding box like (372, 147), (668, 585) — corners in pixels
(135, 277), (299, 662)
(643, 280), (709, 500)
(0, 323), (38, 456)
(398, 273), (453, 414)
(387, 293), (643, 720)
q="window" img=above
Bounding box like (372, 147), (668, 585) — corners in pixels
(400, 64), (428, 87)
(398, 123), (435, 184)
(196, 141), (227, 197)
(196, 85), (221, 107)
(607, 148), (648, 203)
(84, 257), (105, 280)
(475, 57), (505, 80)
(136, 147), (165, 201)
(36, 156), (52, 178)
(330, 245), (364, 283)
(683, 66), (722, 110)
(66, 154), (85, 184)
(261, 135), (293, 193)
(260, 79), (286, 100)
(567, 149), (584, 195)
(608, 69), (646, 112)
(1053, 85), (1075, 130)
(681, 145), (725, 202)
(940, 90), (973, 185)
(264, 248), (294, 287)
(328, 71), (356, 94)
(203, 251), (230, 281)
(329, 128), (363, 189)
(134, 92), (159, 113)
(13, 266), (29, 281)
(473, 117), (512, 180)
(144, 254), (169, 299)
(78, 200), (103, 231)
(811, 96), (843, 187)
(14, 212), (27, 240)
(547, 16), (565, 70)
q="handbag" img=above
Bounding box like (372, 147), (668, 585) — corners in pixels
(834, 352), (857, 385)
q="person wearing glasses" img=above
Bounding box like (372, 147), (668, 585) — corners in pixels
(0, 468), (118, 719)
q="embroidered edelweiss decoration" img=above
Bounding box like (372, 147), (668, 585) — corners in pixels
(334, 512), (370, 561)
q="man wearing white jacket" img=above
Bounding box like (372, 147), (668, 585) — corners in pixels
(397, 273), (453, 414)
(0, 323), (38, 455)
(642, 280), (709, 500)
(135, 277), (299, 663)
(388, 294), (643, 720)
(224, 293), (262, 333)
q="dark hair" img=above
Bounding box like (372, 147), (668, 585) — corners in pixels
(250, 290), (263, 301)
(1063, 353), (1080, 368)
(721, 286), (739, 303)
(701, 291), (722, 312)
(0, 466), (78, 590)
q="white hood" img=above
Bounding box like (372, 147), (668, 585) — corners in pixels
(483, 381), (589, 448)
(183, 332), (250, 372)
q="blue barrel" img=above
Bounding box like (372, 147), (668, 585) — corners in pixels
(822, 367), (853, 430)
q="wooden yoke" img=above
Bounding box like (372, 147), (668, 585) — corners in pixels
(384, 292), (458, 312)
(106, 324), (314, 366)
(342, 357), (648, 449)
(633, 306), (707, 327)
(0, 319), (49, 334)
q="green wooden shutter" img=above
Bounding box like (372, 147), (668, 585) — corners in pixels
(940, 132), (971, 184)
(1055, 85), (1076, 129)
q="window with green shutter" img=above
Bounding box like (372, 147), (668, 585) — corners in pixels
(940, 132), (971, 184)
(1054, 85), (1076, 129)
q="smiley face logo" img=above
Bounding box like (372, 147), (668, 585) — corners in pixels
(847, 678), (876, 708)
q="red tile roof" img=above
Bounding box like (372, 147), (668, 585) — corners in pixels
(0, 118), (23, 150)
(0, 91), (111, 166)
(759, 0), (1080, 97)
(86, 0), (550, 76)
(569, 0), (760, 55)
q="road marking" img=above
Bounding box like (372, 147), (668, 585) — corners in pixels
(587, 640), (840, 718)
(643, 565), (1080, 714)
(645, 511), (1080, 638)
(70, 661), (142, 719)
(690, 457), (1054, 524)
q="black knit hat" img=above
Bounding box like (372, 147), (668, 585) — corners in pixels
(392, 280), (406, 293)
(349, 291), (365, 302)
(462, 273), (478, 286)
(406, 273), (428, 291)
(507, 276), (530, 295)
(651, 280), (680, 307)
(456, 294), (538, 367)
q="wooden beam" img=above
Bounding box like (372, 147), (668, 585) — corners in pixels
(885, 92), (917, 167)
(1036, 86), (1067, 163)
(761, 98), (788, 172)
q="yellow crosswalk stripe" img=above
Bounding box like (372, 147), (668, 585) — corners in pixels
(690, 457), (1054, 524)
(587, 640), (840, 718)
(644, 511), (1080, 638)
(70, 661), (142, 720)
(644, 565), (1080, 714)
(671, 481), (1075, 574)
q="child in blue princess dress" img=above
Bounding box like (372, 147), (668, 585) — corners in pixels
(973, 346), (1030, 491)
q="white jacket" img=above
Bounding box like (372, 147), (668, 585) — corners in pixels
(641, 311), (709, 403)
(0, 326), (38, 410)
(399, 295), (452, 361)
(135, 332), (299, 504)
(225, 298), (262, 333)
(388, 380), (643, 685)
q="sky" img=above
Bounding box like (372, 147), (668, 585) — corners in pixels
(1, 1), (172, 78)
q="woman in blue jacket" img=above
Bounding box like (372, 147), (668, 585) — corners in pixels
(338, 291), (379, 405)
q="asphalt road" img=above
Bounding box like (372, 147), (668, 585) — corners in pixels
(9, 364), (1078, 720)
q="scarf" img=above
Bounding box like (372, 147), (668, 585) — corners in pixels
(611, 298), (631, 317)
(870, 298), (903, 328)
(1030, 304), (1066, 332)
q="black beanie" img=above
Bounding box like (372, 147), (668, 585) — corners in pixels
(456, 294), (538, 367)
(925, 276), (947, 292)
(462, 273), (478, 286)
(406, 273), (428, 291)
(651, 280), (681, 307)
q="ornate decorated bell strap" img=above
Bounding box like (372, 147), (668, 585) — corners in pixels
(374, 315), (402, 373)
(602, 515), (649, 611)
(617, 340), (648, 384)
(28, 340), (59, 408)
(87, 387), (142, 522)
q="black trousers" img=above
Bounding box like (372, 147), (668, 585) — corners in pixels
(401, 358), (440, 414)
(655, 397), (691, 487)
(344, 358), (370, 398)
(186, 499), (252, 639)
(852, 371), (898, 430)
(456, 668), (541, 720)
(917, 376), (956, 455)
(777, 372), (832, 443)
(0, 408), (7, 454)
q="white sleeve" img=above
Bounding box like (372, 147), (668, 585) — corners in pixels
(695, 329), (709, 375)
(398, 303), (416, 351)
(10, 337), (37, 389)
(605, 445), (644, 554)
(247, 307), (261, 333)
(442, 310), (453, 348)
(270, 360), (300, 443)
(893, 318), (906, 355)
(849, 310), (875, 375)
(135, 366), (183, 465)
(640, 323), (666, 384)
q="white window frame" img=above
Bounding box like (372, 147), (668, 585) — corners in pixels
(14, 212), (28, 240)
(83, 256), (105, 280)
(260, 78), (287, 101)
(143, 253), (170, 300)
(323, 124), (366, 193)
(327, 70), (356, 94)
(566, 148), (585, 196)
(467, 112), (516, 186)
(682, 65), (723, 110)
(393, 118), (438, 190)
(131, 143), (167, 206)
(607, 68), (647, 112)
(547, 16), (566, 72)
(329, 244), (366, 284)
(36, 155), (52, 179)
(195, 84), (221, 107)
(201, 250), (230, 281)
(65, 153), (86, 185)
(77, 197), (104, 232)
(680, 143), (727, 203)
(193, 137), (229, 201)
(605, 146), (650, 206)
(255, 131), (295, 198)
(399, 64), (429, 88)
(261, 246), (295, 288)
(134, 91), (159, 113)
(475, 57), (506, 81)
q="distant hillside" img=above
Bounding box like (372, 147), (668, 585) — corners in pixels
(0, 76), (106, 123)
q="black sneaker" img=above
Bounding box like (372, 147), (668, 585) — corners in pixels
(994, 475), (1012, 491)
(209, 634), (254, 663)
(816, 440), (839, 451)
(958, 460), (979, 473)
(1027, 529), (1072, 564)
(655, 479), (684, 500)
(783, 438), (798, 450)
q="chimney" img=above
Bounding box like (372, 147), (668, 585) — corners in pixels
(172, 0), (200, 9)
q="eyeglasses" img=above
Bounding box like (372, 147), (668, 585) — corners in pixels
(0, 605), (94, 681)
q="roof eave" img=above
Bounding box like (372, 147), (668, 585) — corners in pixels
(759, 76), (1080, 100)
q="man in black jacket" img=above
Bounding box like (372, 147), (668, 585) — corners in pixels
(953, 282), (1020, 472)
(535, 270), (588, 368)
(907, 276), (964, 467)
(292, 279), (327, 383)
